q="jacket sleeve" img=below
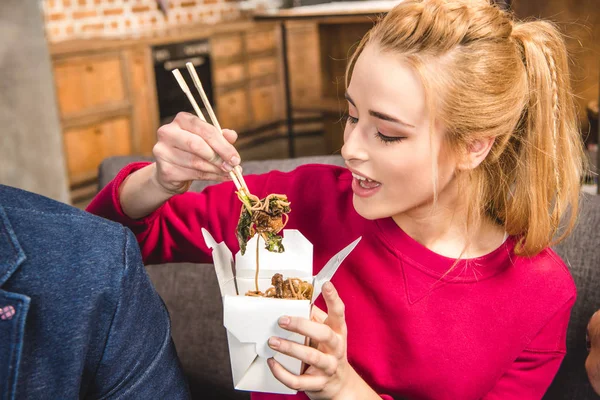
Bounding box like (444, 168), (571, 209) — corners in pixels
(86, 162), (271, 265)
(85, 228), (190, 399)
(482, 295), (575, 399)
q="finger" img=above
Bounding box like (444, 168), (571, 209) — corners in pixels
(174, 112), (241, 168)
(267, 358), (328, 392)
(222, 129), (238, 144)
(279, 316), (339, 350)
(154, 143), (229, 176)
(322, 282), (346, 334)
(158, 122), (224, 166)
(311, 305), (328, 324)
(269, 337), (337, 375)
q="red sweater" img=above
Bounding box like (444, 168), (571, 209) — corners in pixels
(87, 163), (576, 400)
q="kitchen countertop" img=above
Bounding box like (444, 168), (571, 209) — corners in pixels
(254, 0), (402, 19)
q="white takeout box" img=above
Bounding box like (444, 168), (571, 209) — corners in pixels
(202, 228), (361, 395)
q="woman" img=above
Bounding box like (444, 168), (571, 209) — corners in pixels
(88, 0), (586, 398)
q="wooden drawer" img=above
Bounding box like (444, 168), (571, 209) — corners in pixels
(54, 54), (126, 118)
(248, 57), (278, 79)
(216, 89), (249, 131)
(64, 116), (132, 184)
(211, 35), (243, 60)
(251, 84), (280, 126)
(246, 30), (276, 54)
(213, 63), (246, 86)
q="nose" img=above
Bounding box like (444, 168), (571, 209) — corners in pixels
(341, 123), (369, 163)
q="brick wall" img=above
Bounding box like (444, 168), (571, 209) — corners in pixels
(43, 0), (242, 42)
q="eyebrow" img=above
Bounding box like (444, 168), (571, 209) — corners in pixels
(345, 92), (416, 129)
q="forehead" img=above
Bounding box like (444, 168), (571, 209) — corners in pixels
(348, 44), (427, 121)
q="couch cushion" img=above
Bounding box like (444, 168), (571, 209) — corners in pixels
(98, 155), (345, 192)
(545, 194), (600, 400)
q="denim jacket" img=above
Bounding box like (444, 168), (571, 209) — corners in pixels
(0, 185), (190, 399)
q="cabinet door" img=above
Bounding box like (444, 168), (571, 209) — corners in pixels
(216, 89), (250, 131)
(54, 54), (127, 118)
(246, 29), (276, 54)
(213, 63), (246, 86)
(248, 57), (278, 79)
(64, 116), (132, 184)
(251, 83), (279, 126)
(211, 34), (244, 60)
(287, 23), (322, 107)
(126, 47), (159, 155)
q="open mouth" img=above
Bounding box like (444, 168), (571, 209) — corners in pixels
(351, 172), (382, 189)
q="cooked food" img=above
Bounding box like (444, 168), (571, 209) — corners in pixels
(236, 193), (291, 255)
(246, 273), (313, 300)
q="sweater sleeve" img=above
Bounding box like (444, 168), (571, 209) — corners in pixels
(482, 294), (575, 400)
(86, 162), (272, 265)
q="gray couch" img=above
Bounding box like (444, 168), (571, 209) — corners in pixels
(98, 155), (600, 400)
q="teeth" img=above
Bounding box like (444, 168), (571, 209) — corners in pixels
(352, 172), (372, 182)
(359, 180), (381, 189)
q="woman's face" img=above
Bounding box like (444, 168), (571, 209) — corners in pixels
(342, 44), (458, 221)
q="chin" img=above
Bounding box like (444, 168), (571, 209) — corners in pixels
(352, 195), (396, 220)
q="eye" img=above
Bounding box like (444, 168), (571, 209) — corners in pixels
(344, 114), (358, 125)
(375, 132), (406, 144)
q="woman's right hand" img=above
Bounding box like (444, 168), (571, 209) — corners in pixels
(152, 112), (241, 194)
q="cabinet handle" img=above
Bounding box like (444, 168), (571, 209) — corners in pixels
(94, 128), (102, 135)
(86, 65), (94, 72)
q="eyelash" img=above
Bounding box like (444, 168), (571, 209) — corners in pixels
(344, 114), (405, 144)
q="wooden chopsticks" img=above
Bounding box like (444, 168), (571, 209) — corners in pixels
(171, 65), (249, 196)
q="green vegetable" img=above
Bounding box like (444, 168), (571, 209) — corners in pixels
(235, 194), (290, 255)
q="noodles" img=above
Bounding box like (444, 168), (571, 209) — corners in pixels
(235, 191), (313, 300)
(235, 193), (291, 256)
(245, 273), (313, 300)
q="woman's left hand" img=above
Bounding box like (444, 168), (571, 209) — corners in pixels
(267, 281), (364, 400)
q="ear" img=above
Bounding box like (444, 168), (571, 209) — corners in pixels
(457, 137), (495, 171)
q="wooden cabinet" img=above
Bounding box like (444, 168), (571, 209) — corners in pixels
(217, 89), (250, 132)
(251, 84), (277, 126)
(64, 116), (132, 184)
(51, 22), (283, 207)
(246, 29), (276, 54)
(214, 63), (246, 86)
(211, 23), (283, 135)
(211, 34), (244, 59)
(287, 22), (322, 108)
(54, 53), (127, 118)
(52, 45), (158, 208)
(248, 57), (278, 79)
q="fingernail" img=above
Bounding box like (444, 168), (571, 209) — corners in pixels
(221, 161), (233, 172)
(268, 337), (280, 348)
(230, 156), (241, 165)
(267, 358), (275, 368)
(323, 281), (333, 293)
(279, 316), (290, 326)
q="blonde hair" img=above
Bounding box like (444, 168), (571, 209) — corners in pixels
(346, 0), (586, 257)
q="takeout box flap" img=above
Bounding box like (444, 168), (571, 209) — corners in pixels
(223, 296), (310, 358)
(224, 296), (307, 395)
(226, 331), (257, 387)
(311, 237), (362, 304)
(202, 228), (237, 296)
(235, 352), (300, 394)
